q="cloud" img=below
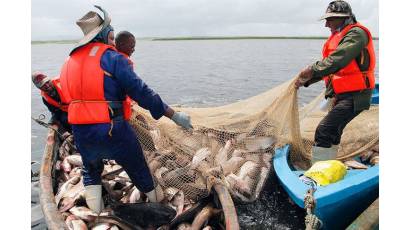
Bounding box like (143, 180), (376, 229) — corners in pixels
(32, 0), (379, 40)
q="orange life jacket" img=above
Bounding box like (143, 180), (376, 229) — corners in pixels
(322, 23), (376, 94)
(60, 42), (131, 124)
(117, 51), (136, 118)
(41, 78), (69, 112)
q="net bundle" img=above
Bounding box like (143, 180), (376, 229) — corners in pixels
(129, 77), (379, 203)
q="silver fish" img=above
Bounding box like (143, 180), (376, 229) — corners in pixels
(215, 140), (232, 166)
(69, 206), (98, 222)
(237, 161), (258, 179)
(191, 148), (211, 169)
(171, 190), (185, 216)
(65, 155), (83, 167)
(344, 160), (368, 169)
(221, 156), (245, 175)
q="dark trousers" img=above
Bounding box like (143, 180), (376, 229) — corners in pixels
(72, 120), (155, 193)
(314, 96), (363, 148)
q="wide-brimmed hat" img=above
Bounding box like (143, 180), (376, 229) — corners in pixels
(319, 0), (353, 20)
(71, 5), (111, 54)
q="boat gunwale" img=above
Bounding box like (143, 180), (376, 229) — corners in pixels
(39, 125), (68, 230)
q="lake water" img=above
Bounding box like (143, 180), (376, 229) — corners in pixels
(31, 39), (379, 229)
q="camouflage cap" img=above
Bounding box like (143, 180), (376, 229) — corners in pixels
(320, 0), (353, 20)
(32, 71), (50, 89)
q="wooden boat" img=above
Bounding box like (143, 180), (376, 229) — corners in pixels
(273, 85), (379, 230)
(38, 125), (240, 229)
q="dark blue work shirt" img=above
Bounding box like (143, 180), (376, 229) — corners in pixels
(100, 49), (168, 120)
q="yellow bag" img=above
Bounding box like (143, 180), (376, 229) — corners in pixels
(304, 160), (347, 186)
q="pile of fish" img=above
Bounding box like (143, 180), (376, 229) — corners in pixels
(53, 120), (278, 229)
(343, 142), (379, 169)
(140, 124), (276, 203)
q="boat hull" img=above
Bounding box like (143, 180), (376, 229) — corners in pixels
(273, 144), (379, 230)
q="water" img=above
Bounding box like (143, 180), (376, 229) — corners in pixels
(31, 39), (379, 229)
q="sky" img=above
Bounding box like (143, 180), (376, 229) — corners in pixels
(31, 0), (379, 41)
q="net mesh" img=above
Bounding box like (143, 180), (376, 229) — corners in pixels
(129, 76), (379, 202)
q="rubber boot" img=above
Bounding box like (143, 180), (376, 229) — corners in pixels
(145, 185), (164, 202)
(85, 185), (104, 214)
(311, 145), (338, 164)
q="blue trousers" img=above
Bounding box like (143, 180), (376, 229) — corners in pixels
(72, 120), (154, 193)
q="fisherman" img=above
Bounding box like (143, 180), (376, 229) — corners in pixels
(115, 30), (136, 62)
(59, 6), (193, 214)
(295, 0), (376, 163)
(31, 72), (71, 133)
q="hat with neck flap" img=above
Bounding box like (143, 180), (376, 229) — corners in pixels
(70, 5), (111, 55)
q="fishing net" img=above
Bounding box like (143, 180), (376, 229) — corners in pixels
(128, 76), (379, 203)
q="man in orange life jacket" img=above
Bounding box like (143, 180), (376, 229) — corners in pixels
(295, 0), (376, 163)
(59, 6), (193, 214)
(31, 72), (71, 133)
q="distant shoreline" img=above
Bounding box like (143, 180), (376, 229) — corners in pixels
(32, 36), (379, 44)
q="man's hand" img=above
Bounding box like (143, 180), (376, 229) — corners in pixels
(295, 65), (313, 89)
(171, 112), (193, 130)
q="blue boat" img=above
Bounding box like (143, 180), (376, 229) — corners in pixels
(273, 84), (379, 230)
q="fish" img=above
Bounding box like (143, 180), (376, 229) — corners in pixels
(226, 173), (252, 197)
(148, 159), (162, 173)
(69, 167), (83, 179)
(220, 156), (246, 175)
(165, 159), (180, 171)
(171, 190), (185, 216)
(237, 161), (258, 179)
(92, 215), (143, 230)
(243, 136), (276, 152)
(65, 214), (81, 230)
(370, 156), (379, 165)
(175, 154), (192, 167)
(155, 167), (169, 186)
(65, 155), (83, 167)
(109, 225), (120, 230)
(360, 150), (376, 162)
(164, 187), (179, 201)
(169, 196), (212, 229)
(163, 167), (195, 187)
(254, 167), (269, 199)
(231, 149), (243, 158)
(61, 157), (72, 173)
(102, 165), (124, 180)
(344, 160), (368, 169)
(69, 219), (88, 230)
(112, 202), (176, 229)
(215, 140), (232, 166)
(56, 179), (85, 212)
(177, 223), (192, 230)
(69, 206), (98, 222)
(191, 204), (221, 230)
(91, 222), (112, 230)
(128, 187), (141, 203)
(191, 148), (211, 169)
(55, 175), (81, 204)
